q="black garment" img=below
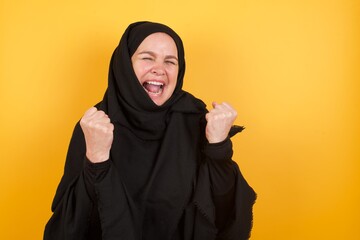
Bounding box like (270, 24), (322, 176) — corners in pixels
(44, 22), (256, 240)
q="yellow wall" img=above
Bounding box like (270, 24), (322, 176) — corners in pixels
(1, 0), (359, 239)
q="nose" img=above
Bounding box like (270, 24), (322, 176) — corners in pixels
(151, 62), (165, 76)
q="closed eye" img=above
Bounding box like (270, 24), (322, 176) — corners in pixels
(165, 56), (178, 66)
(165, 60), (177, 65)
(142, 57), (154, 61)
(138, 51), (155, 61)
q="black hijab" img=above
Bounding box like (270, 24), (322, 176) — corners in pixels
(100, 21), (195, 140)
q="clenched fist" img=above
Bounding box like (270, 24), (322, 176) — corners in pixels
(205, 102), (237, 144)
(80, 107), (114, 163)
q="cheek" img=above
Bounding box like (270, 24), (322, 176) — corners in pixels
(171, 73), (178, 85)
(167, 68), (179, 84)
(133, 62), (149, 80)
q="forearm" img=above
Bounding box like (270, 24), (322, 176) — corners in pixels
(203, 138), (236, 195)
(203, 138), (237, 231)
(83, 157), (111, 201)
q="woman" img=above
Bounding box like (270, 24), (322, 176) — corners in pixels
(44, 21), (256, 240)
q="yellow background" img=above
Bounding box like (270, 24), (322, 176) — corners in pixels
(1, 0), (359, 239)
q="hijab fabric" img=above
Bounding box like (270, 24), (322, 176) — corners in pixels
(100, 21), (190, 140)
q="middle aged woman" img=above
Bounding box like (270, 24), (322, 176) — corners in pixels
(44, 21), (256, 240)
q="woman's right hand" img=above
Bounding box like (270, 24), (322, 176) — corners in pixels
(80, 107), (114, 163)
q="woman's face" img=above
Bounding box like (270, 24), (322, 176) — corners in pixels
(131, 32), (179, 106)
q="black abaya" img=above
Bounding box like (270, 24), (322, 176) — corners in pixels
(44, 21), (256, 240)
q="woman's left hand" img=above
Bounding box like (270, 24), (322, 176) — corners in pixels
(205, 102), (237, 144)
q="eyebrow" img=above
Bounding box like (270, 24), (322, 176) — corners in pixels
(138, 51), (178, 61)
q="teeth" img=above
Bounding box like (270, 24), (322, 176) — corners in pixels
(146, 81), (164, 86)
(143, 81), (164, 94)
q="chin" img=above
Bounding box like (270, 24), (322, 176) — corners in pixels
(152, 99), (165, 106)
(149, 96), (168, 106)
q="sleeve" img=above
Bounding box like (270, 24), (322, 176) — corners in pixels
(83, 157), (111, 201)
(202, 125), (245, 198)
(44, 123), (106, 240)
(192, 125), (256, 240)
(203, 138), (236, 231)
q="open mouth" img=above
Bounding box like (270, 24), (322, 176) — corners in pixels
(142, 81), (164, 95)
